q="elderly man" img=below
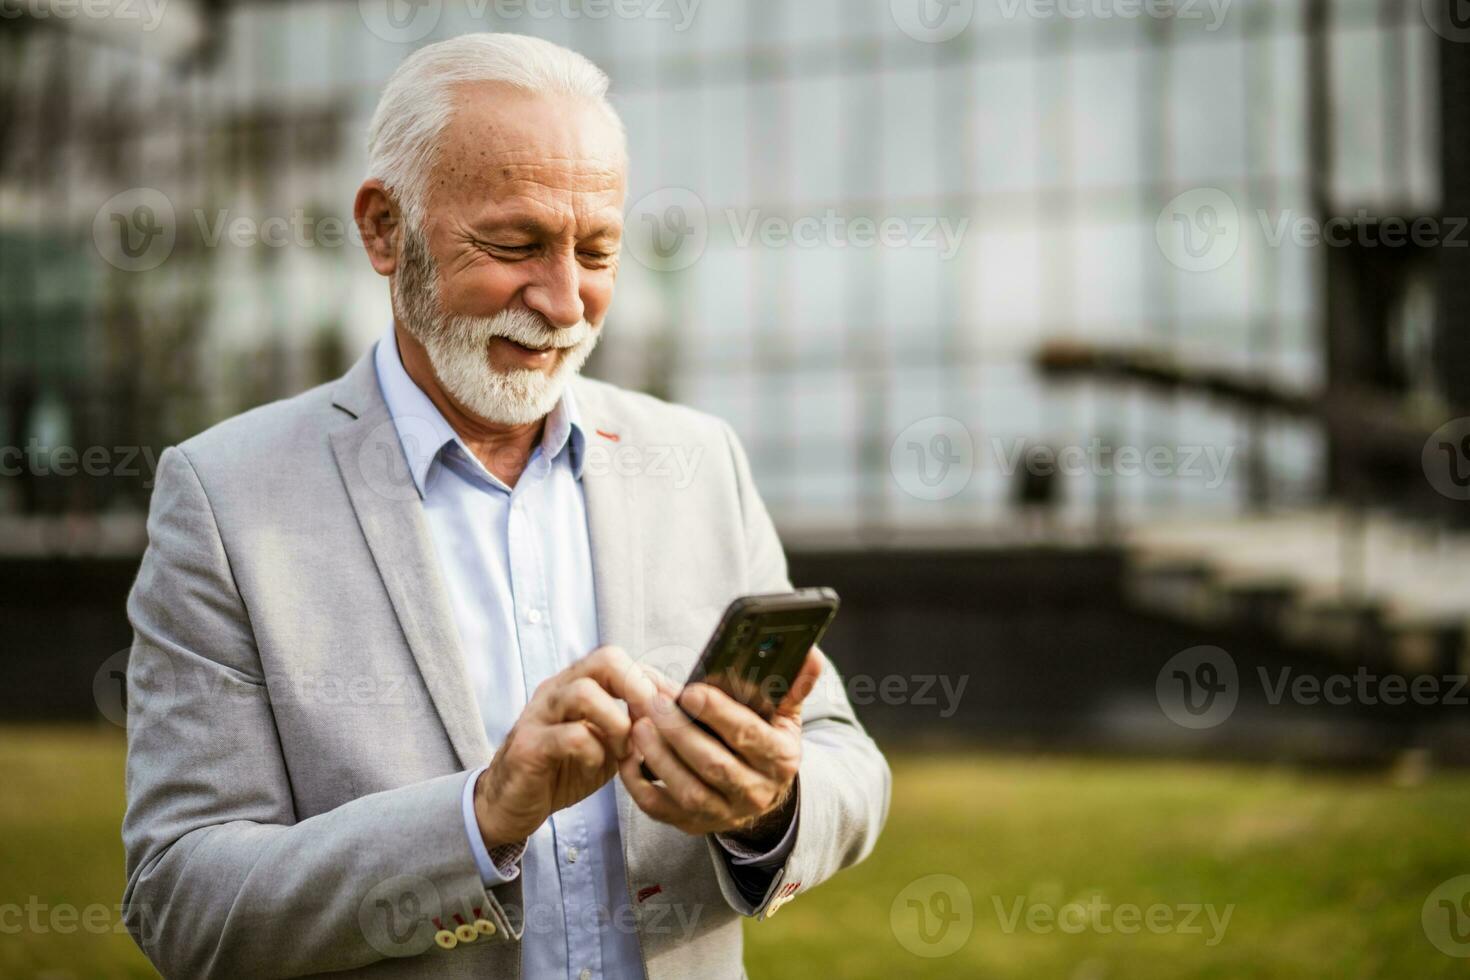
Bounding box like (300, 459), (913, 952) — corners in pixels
(121, 32), (889, 980)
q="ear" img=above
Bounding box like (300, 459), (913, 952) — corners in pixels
(354, 179), (401, 276)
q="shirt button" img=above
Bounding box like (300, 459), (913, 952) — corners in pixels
(579, 970), (592, 980)
(526, 608), (543, 625)
(566, 846), (579, 863)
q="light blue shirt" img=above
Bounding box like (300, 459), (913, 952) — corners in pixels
(373, 327), (792, 980)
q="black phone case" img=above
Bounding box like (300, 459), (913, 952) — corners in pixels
(638, 588), (839, 782)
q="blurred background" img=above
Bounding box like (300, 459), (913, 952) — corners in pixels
(3, 0), (1470, 976)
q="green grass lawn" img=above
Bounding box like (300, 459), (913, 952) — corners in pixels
(2, 726), (1466, 978)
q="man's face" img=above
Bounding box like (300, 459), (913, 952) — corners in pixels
(393, 82), (627, 425)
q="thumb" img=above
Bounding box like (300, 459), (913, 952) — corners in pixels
(774, 647), (825, 721)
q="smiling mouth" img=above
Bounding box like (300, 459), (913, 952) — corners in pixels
(500, 338), (554, 354)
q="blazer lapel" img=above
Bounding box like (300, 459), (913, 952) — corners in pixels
(572, 377), (645, 657)
(569, 378), (648, 843)
(327, 352), (492, 772)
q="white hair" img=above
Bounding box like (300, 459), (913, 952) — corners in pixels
(367, 32), (624, 228)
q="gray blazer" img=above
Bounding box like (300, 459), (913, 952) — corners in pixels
(122, 351), (890, 979)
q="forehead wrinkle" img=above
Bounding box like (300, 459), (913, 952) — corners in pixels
(464, 192), (623, 240)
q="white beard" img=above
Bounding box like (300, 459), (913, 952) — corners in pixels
(393, 227), (601, 426)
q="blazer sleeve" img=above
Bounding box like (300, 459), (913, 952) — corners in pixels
(704, 423), (892, 919)
(121, 446), (519, 978)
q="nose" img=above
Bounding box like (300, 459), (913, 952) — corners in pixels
(522, 252), (586, 329)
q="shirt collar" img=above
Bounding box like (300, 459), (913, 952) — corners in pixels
(372, 324), (587, 498)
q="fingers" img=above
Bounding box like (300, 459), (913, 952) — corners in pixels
(618, 751), (695, 830)
(565, 645), (658, 711)
(628, 716), (728, 826)
(542, 676), (633, 758)
(551, 721), (610, 772)
(653, 707), (772, 810)
(676, 683), (795, 780)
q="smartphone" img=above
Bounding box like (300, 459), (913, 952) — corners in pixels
(639, 588), (839, 780)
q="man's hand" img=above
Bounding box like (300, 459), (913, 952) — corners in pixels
(475, 645), (654, 848)
(617, 648), (823, 846)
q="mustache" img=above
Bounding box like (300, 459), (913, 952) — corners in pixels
(446, 308), (596, 353)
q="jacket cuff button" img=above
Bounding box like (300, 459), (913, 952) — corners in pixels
(434, 929), (458, 950)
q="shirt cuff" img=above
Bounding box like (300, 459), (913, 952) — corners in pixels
(714, 779), (800, 870)
(461, 764), (526, 887)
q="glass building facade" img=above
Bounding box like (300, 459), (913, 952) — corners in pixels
(0, 0), (1447, 540)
